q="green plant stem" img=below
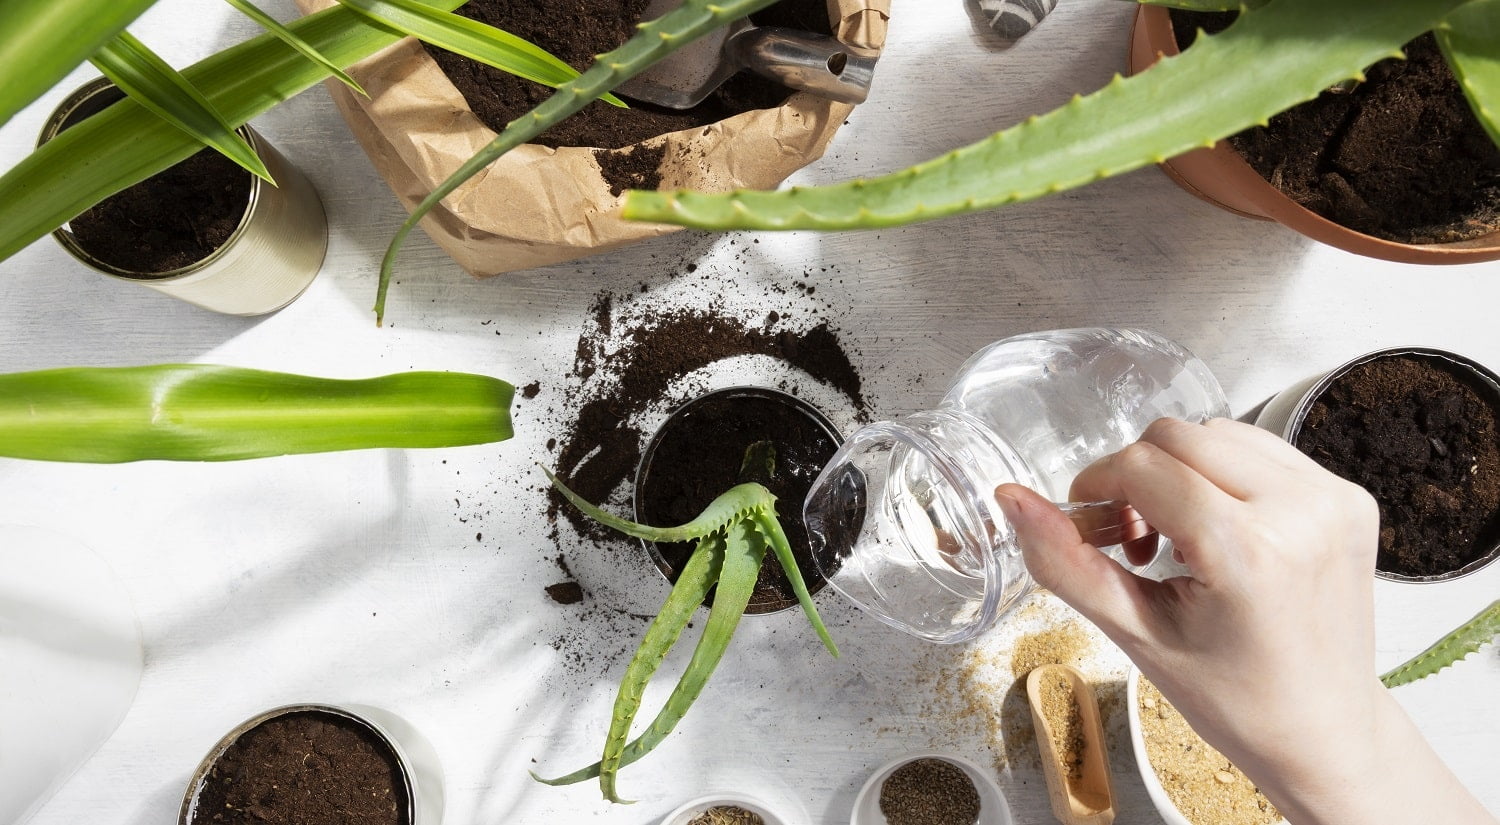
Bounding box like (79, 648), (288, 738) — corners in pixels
(372, 0), (781, 325)
(0, 365), (513, 462)
(621, 0), (1470, 231)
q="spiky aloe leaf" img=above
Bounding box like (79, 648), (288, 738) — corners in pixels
(542, 467), (775, 545)
(1381, 600), (1500, 688)
(752, 509), (838, 656)
(372, 0), (781, 324)
(0, 1), (465, 265)
(1437, 0), (1500, 147)
(621, 0), (1470, 231)
(0, 365), (513, 462)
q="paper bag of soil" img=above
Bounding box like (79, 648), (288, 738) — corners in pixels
(293, 0), (890, 277)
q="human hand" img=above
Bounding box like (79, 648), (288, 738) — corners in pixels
(996, 418), (1495, 825)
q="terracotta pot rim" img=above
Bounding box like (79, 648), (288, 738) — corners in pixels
(1128, 5), (1500, 264)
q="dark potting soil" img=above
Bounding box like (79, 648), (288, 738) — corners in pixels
(594, 142), (669, 196)
(427, 0), (833, 152)
(1170, 11), (1500, 244)
(638, 392), (840, 611)
(1296, 354), (1500, 578)
(548, 292), (865, 608)
(189, 711), (407, 825)
(67, 146), (251, 274)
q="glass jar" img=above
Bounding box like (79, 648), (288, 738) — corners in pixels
(802, 328), (1229, 643)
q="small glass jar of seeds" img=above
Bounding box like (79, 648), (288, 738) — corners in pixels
(803, 328), (1228, 643)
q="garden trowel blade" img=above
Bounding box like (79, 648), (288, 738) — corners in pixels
(614, 0), (748, 109)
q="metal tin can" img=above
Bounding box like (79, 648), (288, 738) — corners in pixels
(39, 78), (327, 316)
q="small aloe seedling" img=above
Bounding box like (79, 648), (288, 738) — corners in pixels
(533, 454), (838, 804)
(1381, 599), (1500, 689)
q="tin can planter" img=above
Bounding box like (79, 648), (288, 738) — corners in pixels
(634, 386), (844, 615)
(1127, 6), (1500, 265)
(1256, 347), (1500, 582)
(41, 79), (328, 316)
(180, 704), (442, 825)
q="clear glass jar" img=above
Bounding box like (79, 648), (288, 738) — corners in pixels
(802, 328), (1229, 643)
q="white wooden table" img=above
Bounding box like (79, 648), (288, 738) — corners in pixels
(1, 1), (1496, 823)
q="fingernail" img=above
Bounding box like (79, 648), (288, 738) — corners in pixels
(994, 486), (1022, 520)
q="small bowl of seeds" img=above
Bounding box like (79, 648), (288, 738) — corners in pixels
(850, 752), (1013, 825)
(659, 794), (787, 825)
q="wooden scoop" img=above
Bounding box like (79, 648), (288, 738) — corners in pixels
(1025, 664), (1117, 825)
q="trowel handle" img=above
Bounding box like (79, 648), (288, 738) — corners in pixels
(727, 27), (879, 105)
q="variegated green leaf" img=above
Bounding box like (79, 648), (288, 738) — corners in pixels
(90, 31), (273, 182)
(0, 0), (157, 128)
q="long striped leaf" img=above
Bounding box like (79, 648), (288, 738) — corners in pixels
(0, 0), (158, 128)
(372, 0), (781, 324)
(621, 0), (1470, 230)
(333, 0), (622, 106)
(90, 31), (273, 183)
(0, 1), (465, 265)
(0, 366), (513, 463)
(225, 0), (366, 96)
(1437, 0), (1500, 147)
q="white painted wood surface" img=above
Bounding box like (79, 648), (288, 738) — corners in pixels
(1, 1), (1496, 823)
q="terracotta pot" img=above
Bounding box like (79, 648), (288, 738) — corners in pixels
(1126, 6), (1500, 265)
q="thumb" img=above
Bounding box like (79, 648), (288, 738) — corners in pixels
(994, 483), (1149, 639)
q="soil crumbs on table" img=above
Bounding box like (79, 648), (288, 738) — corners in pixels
(428, 0), (830, 151)
(879, 757), (981, 825)
(1173, 11), (1500, 244)
(687, 806), (765, 825)
(69, 147), (251, 274)
(1139, 677), (1279, 825)
(1296, 354), (1500, 578)
(189, 711), (406, 825)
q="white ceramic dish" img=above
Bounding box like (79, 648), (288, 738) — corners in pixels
(660, 794), (787, 825)
(1127, 666), (1287, 825)
(850, 751), (1012, 825)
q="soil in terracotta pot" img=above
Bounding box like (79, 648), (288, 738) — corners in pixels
(60, 88), (251, 274)
(189, 710), (408, 825)
(637, 390), (841, 612)
(1294, 354), (1500, 578)
(428, 0), (834, 166)
(1170, 11), (1500, 244)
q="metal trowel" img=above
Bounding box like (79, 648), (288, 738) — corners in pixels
(615, 0), (879, 109)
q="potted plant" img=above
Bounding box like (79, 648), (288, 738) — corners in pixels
(533, 448), (839, 803)
(1126, 5), (1500, 264)
(292, 0), (889, 322)
(0, 0), (621, 310)
(598, 0), (1498, 265)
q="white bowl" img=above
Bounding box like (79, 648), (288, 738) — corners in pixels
(1126, 666), (1287, 825)
(660, 794), (788, 825)
(850, 752), (1012, 825)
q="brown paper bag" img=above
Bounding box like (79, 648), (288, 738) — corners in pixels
(293, 0), (890, 277)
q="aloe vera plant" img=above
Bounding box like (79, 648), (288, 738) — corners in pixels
(1381, 599), (1500, 689)
(0, 365), (513, 462)
(534, 457), (838, 803)
(614, 0), (1500, 231)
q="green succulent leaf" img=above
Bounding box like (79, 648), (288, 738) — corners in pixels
(1437, 0), (1500, 148)
(0, 0), (158, 128)
(1381, 600), (1500, 688)
(333, 0), (621, 107)
(0, 1), (466, 266)
(534, 469), (837, 801)
(621, 0), (1469, 231)
(225, 0), (367, 96)
(0, 365), (513, 463)
(372, 0), (781, 325)
(1137, 0), (1264, 11)
(90, 31), (273, 183)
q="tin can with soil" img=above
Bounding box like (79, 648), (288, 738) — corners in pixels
(1256, 347), (1500, 583)
(40, 78), (328, 316)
